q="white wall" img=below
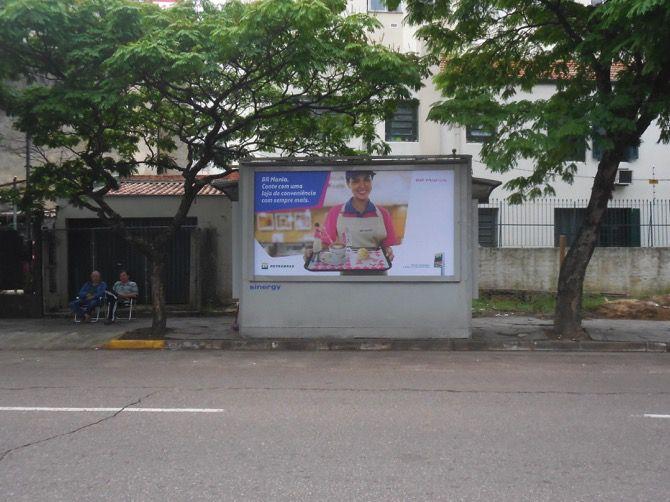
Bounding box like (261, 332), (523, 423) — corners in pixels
(454, 84), (670, 201)
(0, 111), (28, 185)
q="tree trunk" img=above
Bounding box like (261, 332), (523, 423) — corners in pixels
(553, 155), (620, 340)
(149, 253), (167, 337)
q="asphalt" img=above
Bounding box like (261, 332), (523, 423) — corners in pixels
(0, 316), (668, 351)
(0, 351), (668, 501)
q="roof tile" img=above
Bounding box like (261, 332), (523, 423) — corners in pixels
(107, 172), (238, 197)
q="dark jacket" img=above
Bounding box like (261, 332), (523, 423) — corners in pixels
(77, 281), (107, 301)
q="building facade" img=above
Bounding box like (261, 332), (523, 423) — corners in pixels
(45, 175), (236, 311)
(349, 0), (670, 248)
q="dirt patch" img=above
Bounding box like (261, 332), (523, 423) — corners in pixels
(650, 294), (670, 306)
(475, 290), (670, 321)
(119, 327), (174, 340)
(595, 297), (670, 321)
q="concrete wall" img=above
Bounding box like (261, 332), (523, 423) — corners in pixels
(48, 195), (233, 310)
(479, 247), (670, 296)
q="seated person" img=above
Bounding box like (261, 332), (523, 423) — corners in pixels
(105, 270), (139, 323)
(69, 271), (107, 322)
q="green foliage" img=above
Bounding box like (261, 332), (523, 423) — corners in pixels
(0, 0), (156, 207)
(0, 0), (424, 209)
(0, 0), (424, 331)
(393, 0), (670, 201)
(108, 0), (424, 165)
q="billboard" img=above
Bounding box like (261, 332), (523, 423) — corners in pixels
(253, 168), (455, 278)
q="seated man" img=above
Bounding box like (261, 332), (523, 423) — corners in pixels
(69, 271), (107, 322)
(105, 270), (139, 323)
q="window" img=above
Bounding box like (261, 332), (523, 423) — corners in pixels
(591, 128), (639, 162)
(368, 0), (400, 12)
(466, 125), (494, 143)
(478, 208), (498, 247)
(385, 102), (418, 142)
(563, 139), (586, 162)
(554, 208), (641, 247)
(592, 143), (639, 162)
(548, 123), (586, 162)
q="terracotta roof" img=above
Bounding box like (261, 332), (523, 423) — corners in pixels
(107, 173), (238, 197)
(547, 61), (625, 80)
(438, 58), (626, 81)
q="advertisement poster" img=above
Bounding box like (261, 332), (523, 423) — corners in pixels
(254, 169), (455, 277)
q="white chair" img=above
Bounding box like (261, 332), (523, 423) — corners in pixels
(73, 297), (108, 323)
(107, 291), (135, 321)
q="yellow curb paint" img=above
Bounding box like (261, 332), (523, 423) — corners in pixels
(103, 339), (165, 350)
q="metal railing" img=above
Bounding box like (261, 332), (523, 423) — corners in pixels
(478, 199), (670, 248)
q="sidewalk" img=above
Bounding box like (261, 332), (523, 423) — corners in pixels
(0, 317), (233, 350)
(0, 315), (667, 351)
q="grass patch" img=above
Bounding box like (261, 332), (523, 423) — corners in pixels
(635, 288), (670, 301)
(473, 291), (607, 318)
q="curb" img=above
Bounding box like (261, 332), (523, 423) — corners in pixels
(165, 338), (668, 353)
(103, 339), (165, 350)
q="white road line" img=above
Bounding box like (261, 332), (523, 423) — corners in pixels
(0, 407), (224, 413)
(643, 414), (670, 419)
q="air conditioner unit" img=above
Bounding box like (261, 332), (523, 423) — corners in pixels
(615, 169), (633, 186)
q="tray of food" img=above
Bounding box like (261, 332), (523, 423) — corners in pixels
(305, 246), (391, 272)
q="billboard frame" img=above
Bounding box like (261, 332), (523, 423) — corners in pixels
(241, 157), (469, 283)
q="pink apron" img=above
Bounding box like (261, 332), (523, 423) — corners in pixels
(336, 205), (387, 248)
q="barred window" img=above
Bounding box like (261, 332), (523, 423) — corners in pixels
(385, 102), (418, 142)
(554, 208), (640, 247)
(478, 208), (498, 247)
(592, 142), (639, 162)
(592, 127), (639, 162)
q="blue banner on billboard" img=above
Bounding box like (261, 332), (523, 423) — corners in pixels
(254, 171), (330, 212)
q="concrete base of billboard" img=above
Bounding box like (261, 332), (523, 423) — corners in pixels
(238, 278), (474, 339)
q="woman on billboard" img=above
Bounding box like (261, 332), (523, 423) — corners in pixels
(321, 170), (397, 261)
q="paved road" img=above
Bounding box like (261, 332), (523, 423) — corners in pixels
(0, 351), (668, 501)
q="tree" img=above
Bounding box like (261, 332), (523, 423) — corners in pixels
(0, 0), (423, 335)
(394, 0), (670, 339)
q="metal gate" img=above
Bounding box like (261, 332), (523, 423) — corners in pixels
(66, 218), (195, 304)
(0, 227), (27, 290)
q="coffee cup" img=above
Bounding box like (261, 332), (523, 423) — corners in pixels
(330, 243), (346, 264)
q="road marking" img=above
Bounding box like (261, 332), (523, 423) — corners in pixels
(643, 414), (670, 419)
(0, 407), (224, 413)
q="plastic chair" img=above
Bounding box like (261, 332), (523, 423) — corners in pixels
(113, 298), (135, 321)
(106, 290), (135, 321)
(73, 296), (108, 323)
